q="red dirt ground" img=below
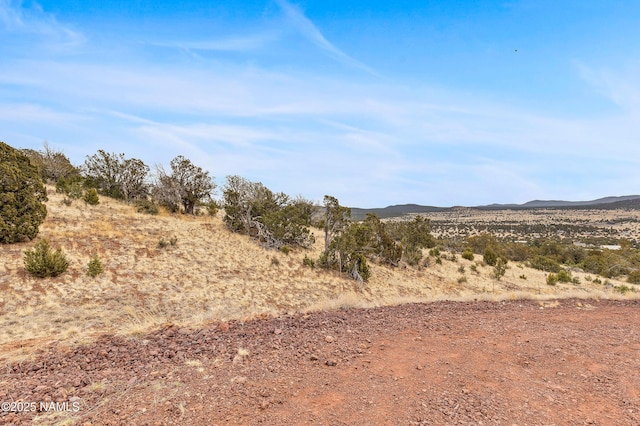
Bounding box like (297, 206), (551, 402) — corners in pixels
(2, 299), (639, 425)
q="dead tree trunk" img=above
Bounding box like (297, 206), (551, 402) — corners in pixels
(350, 258), (364, 283)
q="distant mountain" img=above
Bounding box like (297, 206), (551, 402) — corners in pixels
(478, 195), (640, 210)
(563, 197), (640, 211)
(351, 195), (640, 219)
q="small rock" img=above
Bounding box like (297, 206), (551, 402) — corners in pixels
(310, 355), (319, 361)
(325, 360), (337, 367)
(325, 336), (335, 343)
(274, 328), (282, 335)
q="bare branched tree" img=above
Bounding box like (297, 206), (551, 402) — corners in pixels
(83, 150), (149, 202)
(222, 175), (314, 248)
(153, 156), (215, 214)
(22, 142), (79, 182)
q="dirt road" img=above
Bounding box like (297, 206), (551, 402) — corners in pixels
(2, 299), (639, 425)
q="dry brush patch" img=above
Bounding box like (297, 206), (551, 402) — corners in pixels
(1, 188), (638, 362)
(425, 207), (640, 243)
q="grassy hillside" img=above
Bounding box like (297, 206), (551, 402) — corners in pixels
(1, 187), (637, 361)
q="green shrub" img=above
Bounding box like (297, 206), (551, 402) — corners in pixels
(470, 264), (478, 274)
(458, 265), (466, 274)
(352, 254), (371, 282)
(87, 255), (104, 278)
(502, 242), (530, 262)
(467, 233), (498, 254)
(461, 249), (474, 261)
(615, 285), (633, 295)
(493, 257), (507, 280)
(83, 188), (100, 205)
(386, 215), (435, 250)
(429, 248), (440, 257)
(403, 245), (423, 266)
(627, 270), (640, 284)
(519, 274), (527, 280)
(303, 254), (315, 269)
(56, 176), (84, 199)
(23, 239), (69, 278)
(158, 236), (177, 249)
(560, 245), (586, 265)
(279, 245), (291, 255)
(67, 181), (84, 199)
(580, 250), (630, 278)
(547, 273), (558, 286)
(528, 255), (561, 273)
(135, 199), (159, 215)
(483, 248), (498, 266)
(205, 200), (220, 216)
(556, 269), (573, 283)
(1, 141), (48, 244)
(457, 276), (467, 284)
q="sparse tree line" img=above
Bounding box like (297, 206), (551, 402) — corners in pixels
(314, 196), (435, 282)
(4, 140), (638, 286)
(19, 143), (216, 215)
(1, 141), (437, 282)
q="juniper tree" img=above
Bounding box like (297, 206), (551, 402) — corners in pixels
(23, 239), (69, 278)
(1, 141), (48, 244)
(84, 150), (149, 202)
(322, 195), (351, 253)
(222, 175), (314, 248)
(154, 156), (215, 214)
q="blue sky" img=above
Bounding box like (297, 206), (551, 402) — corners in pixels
(1, 0), (639, 207)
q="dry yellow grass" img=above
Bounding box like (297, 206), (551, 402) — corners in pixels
(0, 187), (638, 361)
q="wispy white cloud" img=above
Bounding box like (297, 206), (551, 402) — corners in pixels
(2, 16), (640, 206)
(577, 62), (640, 113)
(0, 0), (85, 49)
(274, 0), (378, 76)
(149, 32), (280, 52)
(0, 103), (86, 123)
(0, 0), (29, 30)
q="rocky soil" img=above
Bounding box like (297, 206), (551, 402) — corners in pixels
(2, 299), (639, 425)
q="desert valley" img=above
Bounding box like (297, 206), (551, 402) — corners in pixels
(1, 186), (640, 425)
